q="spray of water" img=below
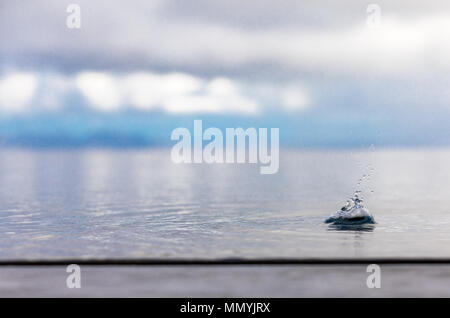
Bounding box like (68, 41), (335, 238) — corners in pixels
(325, 153), (376, 225)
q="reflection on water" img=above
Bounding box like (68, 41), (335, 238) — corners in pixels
(0, 148), (450, 259)
(327, 223), (375, 232)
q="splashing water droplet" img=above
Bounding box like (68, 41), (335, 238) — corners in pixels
(325, 162), (376, 225)
(325, 191), (375, 225)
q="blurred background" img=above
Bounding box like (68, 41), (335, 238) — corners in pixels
(2, 1), (450, 298)
(1, 0), (449, 148)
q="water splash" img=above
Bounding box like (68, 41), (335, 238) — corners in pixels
(325, 162), (375, 225)
(325, 193), (375, 225)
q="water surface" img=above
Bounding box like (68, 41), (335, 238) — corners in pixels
(1, 148), (449, 259)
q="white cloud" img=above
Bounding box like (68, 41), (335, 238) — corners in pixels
(281, 86), (310, 111)
(0, 72), (37, 112)
(164, 95), (226, 113)
(161, 77), (255, 114)
(0, 70), (311, 115)
(75, 72), (122, 111)
(163, 77), (258, 114)
(163, 73), (204, 95)
(207, 78), (238, 96)
(123, 72), (203, 110)
(76, 71), (262, 114)
(124, 73), (258, 114)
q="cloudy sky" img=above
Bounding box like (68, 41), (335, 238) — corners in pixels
(0, 0), (449, 147)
